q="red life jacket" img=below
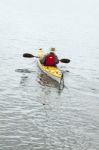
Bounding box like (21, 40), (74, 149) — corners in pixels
(44, 54), (56, 66)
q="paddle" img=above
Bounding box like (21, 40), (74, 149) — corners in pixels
(23, 53), (70, 63)
(23, 53), (39, 58)
(60, 58), (70, 63)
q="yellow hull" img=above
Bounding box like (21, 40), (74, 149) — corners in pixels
(37, 49), (63, 83)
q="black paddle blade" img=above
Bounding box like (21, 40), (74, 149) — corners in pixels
(60, 58), (70, 63)
(23, 53), (34, 58)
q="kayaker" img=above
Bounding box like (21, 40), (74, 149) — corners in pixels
(40, 48), (59, 66)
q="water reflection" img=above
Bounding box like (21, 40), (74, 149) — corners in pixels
(15, 67), (69, 95)
(15, 68), (34, 86)
(37, 72), (65, 92)
(15, 68), (33, 73)
(37, 73), (58, 87)
(20, 75), (29, 86)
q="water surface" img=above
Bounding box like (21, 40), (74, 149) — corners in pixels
(0, 0), (99, 150)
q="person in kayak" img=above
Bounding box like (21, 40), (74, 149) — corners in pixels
(40, 48), (59, 66)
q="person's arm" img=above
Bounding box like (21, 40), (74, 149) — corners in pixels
(55, 55), (59, 64)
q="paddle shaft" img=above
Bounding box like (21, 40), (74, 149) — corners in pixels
(23, 53), (70, 63)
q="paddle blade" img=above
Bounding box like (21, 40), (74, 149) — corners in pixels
(23, 53), (34, 58)
(60, 58), (70, 63)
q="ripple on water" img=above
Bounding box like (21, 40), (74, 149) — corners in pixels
(15, 69), (34, 73)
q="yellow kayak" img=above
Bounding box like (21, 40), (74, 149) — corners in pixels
(37, 49), (63, 84)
